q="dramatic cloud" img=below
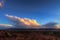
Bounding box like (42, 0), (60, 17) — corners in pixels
(0, 14), (60, 29)
(18, 18), (40, 26)
(5, 14), (40, 28)
(5, 14), (60, 29)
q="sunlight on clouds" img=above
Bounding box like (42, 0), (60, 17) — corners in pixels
(5, 14), (40, 28)
(18, 18), (31, 26)
(0, 2), (2, 7)
(0, 0), (4, 8)
(5, 14), (60, 28)
(18, 18), (40, 26)
(29, 20), (40, 25)
(23, 21), (31, 26)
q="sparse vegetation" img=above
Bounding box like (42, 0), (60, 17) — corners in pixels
(0, 30), (60, 40)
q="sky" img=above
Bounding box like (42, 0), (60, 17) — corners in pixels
(0, 0), (60, 25)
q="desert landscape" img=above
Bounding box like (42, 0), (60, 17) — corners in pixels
(0, 0), (60, 40)
(0, 30), (60, 40)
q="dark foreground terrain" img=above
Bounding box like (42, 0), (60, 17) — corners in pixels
(0, 30), (60, 40)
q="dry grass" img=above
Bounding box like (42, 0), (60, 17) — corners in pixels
(0, 30), (60, 40)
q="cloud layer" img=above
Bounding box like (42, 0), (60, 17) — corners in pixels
(0, 14), (59, 29)
(5, 14), (60, 29)
(5, 14), (40, 28)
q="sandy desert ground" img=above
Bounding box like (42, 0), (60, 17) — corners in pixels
(0, 30), (60, 40)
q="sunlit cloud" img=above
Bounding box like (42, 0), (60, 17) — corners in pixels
(18, 18), (40, 26)
(5, 14), (40, 28)
(5, 14), (60, 29)
(0, 0), (5, 8)
(0, 2), (3, 7)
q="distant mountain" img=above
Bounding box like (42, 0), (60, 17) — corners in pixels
(4, 27), (60, 31)
(41, 22), (58, 28)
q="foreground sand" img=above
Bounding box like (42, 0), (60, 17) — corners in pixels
(0, 30), (60, 40)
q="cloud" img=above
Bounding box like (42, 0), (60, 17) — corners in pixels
(0, 0), (4, 8)
(5, 14), (40, 28)
(0, 24), (13, 27)
(55, 24), (60, 29)
(0, 14), (60, 29)
(0, 2), (3, 7)
(5, 14), (60, 29)
(0, 24), (13, 29)
(18, 18), (40, 26)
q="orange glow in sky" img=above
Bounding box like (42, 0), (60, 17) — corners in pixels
(18, 18), (40, 26)
(0, 2), (2, 7)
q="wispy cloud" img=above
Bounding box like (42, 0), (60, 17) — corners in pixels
(0, 24), (13, 27)
(0, 24), (13, 29)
